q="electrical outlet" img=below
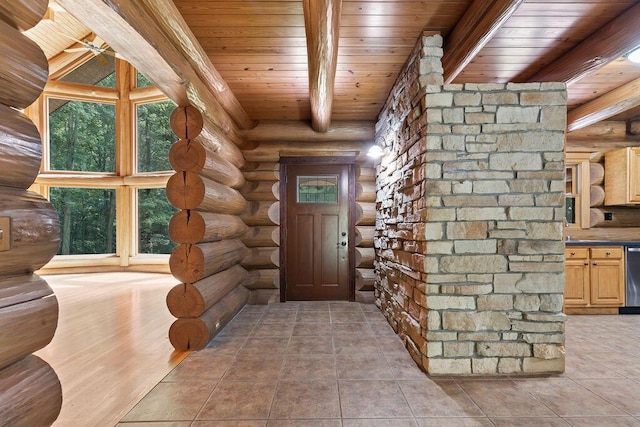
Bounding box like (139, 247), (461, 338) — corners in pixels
(604, 212), (613, 221)
(0, 217), (10, 252)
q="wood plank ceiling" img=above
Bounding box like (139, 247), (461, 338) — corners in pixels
(25, 0), (640, 133)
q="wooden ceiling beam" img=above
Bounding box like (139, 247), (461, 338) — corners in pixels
(529, 2), (640, 84)
(567, 76), (640, 132)
(442, 0), (524, 85)
(303, 0), (342, 133)
(55, 0), (254, 143)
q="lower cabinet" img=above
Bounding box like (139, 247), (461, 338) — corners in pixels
(564, 246), (625, 311)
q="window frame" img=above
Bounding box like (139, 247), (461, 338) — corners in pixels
(28, 59), (175, 273)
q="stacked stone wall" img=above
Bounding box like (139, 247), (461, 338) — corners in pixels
(374, 32), (567, 375)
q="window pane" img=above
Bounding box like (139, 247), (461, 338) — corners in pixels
(136, 70), (153, 88)
(138, 188), (176, 254)
(136, 100), (176, 172)
(49, 99), (116, 172)
(49, 188), (116, 255)
(59, 53), (116, 88)
(297, 175), (338, 203)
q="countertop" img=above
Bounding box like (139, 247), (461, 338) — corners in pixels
(565, 240), (640, 246)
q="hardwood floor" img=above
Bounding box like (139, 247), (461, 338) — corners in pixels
(34, 272), (188, 427)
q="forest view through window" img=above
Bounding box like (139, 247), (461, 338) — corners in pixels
(35, 58), (177, 266)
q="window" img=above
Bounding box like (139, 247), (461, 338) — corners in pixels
(50, 187), (116, 255)
(30, 58), (175, 271)
(48, 99), (116, 172)
(138, 188), (176, 254)
(297, 175), (339, 203)
(136, 100), (176, 173)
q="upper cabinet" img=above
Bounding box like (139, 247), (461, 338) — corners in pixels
(605, 148), (640, 205)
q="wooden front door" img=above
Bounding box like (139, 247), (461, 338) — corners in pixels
(280, 158), (355, 301)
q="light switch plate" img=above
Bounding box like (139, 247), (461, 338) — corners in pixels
(0, 217), (10, 252)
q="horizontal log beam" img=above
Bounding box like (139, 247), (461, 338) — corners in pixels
(0, 355), (62, 426)
(242, 120), (375, 142)
(168, 211), (247, 244)
(241, 247), (278, 269)
(169, 285), (249, 350)
(0, 18), (48, 109)
(0, 296), (58, 370)
(355, 226), (375, 248)
(443, 0), (524, 84)
(169, 139), (246, 189)
(529, 2), (640, 84)
(166, 172), (248, 214)
(0, 188), (60, 276)
(169, 239), (248, 284)
(0, 274), (52, 309)
(0, 0), (48, 31)
(0, 104), (42, 189)
(167, 264), (247, 318)
(567, 76), (640, 132)
(241, 226), (280, 248)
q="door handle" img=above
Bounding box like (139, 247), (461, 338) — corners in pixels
(341, 241), (347, 246)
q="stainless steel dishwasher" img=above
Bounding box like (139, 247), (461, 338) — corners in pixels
(621, 247), (640, 314)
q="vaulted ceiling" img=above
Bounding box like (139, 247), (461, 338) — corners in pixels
(26, 0), (640, 135)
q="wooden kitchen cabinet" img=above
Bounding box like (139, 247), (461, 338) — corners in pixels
(604, 147), (640, 205)
(564, 246), (625, 312)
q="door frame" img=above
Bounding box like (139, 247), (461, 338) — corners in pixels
(279, 156), (356, 302)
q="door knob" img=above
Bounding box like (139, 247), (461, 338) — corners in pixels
(341, 232), (347, 236)
(341, 241), (347, 246)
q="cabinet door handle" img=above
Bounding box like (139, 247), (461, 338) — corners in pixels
(584, 262), (589, 266)
(606, 251), (611, 256)
(593, 262), (598, 265)
(570, 251), (575, 256)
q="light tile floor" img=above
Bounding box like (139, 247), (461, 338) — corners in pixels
(118, 302), (640, 426)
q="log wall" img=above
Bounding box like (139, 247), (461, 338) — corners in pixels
(241, 122), (377, 303)
(166, 105), (251, 350)
(0, 2), (62, 425)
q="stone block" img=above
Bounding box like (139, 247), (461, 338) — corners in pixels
(452, 180), (473, 194)
(511, 320), (564, 333)
(516, 273), (564, 293)
(509, 179), (549, 193)
(427, 310), (441, 329)
(456, 207), (507, 221)
(447, 222), (488, 239)
(472, 357), (498, 374)
(443, 195), (498, 207)
(477, 295), (514, 311)
(520, 91), (567, 106)
(477, 342), (531, 357)
(425, 92), (453, 107)
(509, 207), (554, 221)
(428, 241), (454, 254)
(498, 194), (535, 206)
(440, 254), (508, 273)
(522, 356), (564, 373)
(428, 295), (476, 310)
(428, 358), (472, 375)
(518, 241), (564, 255)
(496, 106), (540, 124)
(483, 92), (518, 105)
(465, 112), (495, 124)
(440, 284), (493, 295)
(496, 132), (564, 152)
(502, 332), (518, 340)
(539, 294), (564, 312)
(426, 331), (458, 341)
(443, 108), (464, 124)
(523, 333), (564, 344)
(533, 344), (565, 360)
(458, 332), (501, 341)
(540, 106), (567, 130)
(454, 240), (497, 254)
(498, 358), (522, 374)
(425, 223), (443, 239)
(524, 312), (567, 322)
(453, 92), (481, 106)
(444, 341), (474, 357)
(514, 295), (541, 312)
(427, 341), (443, 357)
(489, 152), (542, 171)
(427, 208), (456, 221)
(525, 222), (563, 240)
(442, 311), (511, 332)
(473, 180), (510, 194)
